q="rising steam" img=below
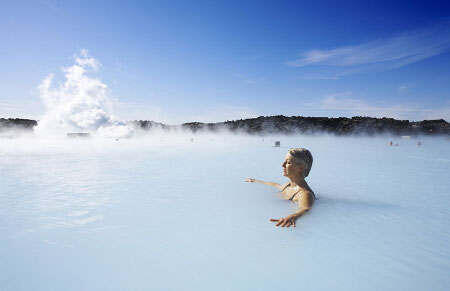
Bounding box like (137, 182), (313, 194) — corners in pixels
(35, 50), (134, 137)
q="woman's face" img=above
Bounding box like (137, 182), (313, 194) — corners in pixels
(282, 153), (303, 178)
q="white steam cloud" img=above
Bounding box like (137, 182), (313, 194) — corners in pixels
(35, 50), (134, 137)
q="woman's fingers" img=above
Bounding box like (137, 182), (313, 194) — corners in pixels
(276, 219), (284, 227)
(271, 217), (295, 227)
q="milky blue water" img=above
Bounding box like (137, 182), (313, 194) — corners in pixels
(1, 134), (449, 290)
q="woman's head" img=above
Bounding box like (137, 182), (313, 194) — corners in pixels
(282, 148), (313, 178)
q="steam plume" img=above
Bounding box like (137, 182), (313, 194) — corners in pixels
(35, 50), (134, 137)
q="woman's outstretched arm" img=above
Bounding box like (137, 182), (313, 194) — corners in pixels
(245, 178), (284, 190)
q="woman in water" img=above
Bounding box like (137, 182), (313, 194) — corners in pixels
(245, 148), (315, 228)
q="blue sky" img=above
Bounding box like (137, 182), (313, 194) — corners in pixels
(1, 0), (449, 123)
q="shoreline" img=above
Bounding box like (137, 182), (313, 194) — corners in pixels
(1, 115), (449, 136)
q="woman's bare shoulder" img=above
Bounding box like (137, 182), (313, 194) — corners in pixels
(294, 187), (314, 200)
(294, 188), (315, 207)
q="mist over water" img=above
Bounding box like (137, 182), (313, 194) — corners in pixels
(35, 50), (134, 138)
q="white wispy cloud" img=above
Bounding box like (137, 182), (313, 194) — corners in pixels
(318, 94), (449, 121)
(287, 22), (450, 76)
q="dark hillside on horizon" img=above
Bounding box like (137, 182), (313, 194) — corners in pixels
(180, 116), (449, 136)
(1, 116), (449, 136)
(0, 118), (37, 132)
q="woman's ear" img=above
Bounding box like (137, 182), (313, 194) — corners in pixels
(297, 164), (305, 177)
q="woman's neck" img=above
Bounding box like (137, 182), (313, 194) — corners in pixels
(288, 176), (308, 188)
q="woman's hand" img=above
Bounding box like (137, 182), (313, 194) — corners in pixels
(270, 214), (298, 227)
(245, 178), (255, 183)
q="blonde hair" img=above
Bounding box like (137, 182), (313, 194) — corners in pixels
(288, 148), (313, 177)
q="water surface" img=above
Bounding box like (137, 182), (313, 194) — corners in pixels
(1, 135), (449, 290)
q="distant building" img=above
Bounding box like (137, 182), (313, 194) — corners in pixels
(67, 133), (90, 138)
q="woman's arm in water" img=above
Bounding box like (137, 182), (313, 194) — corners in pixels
(244, 178), (284, 190)
(270, 191), (314, 227)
